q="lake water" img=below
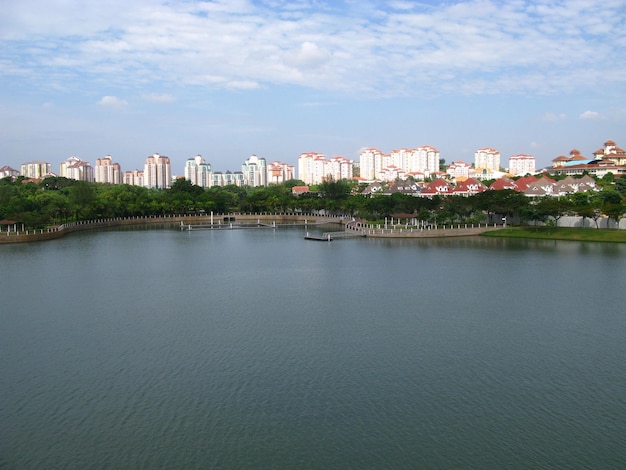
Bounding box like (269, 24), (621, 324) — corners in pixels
(2, 227), (625, 469)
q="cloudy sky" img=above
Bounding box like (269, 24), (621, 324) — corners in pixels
(1, 0), (625, 175)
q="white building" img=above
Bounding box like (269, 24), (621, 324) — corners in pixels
(60, 156), (95, 182)
(124, 169), (144, 187)
(328, 155), (353, 181)
(184, 155), (212, 188)
(361, 145), (439, 181)
(298, 152), (353, 184)
(508, 154), (536, 176)
(1, 165), (21, 179)
(212, 171), (245, 187)
(20, 161), (52, 179)
(359, 148), (385, 181)
(475, 147), (501, 173)
(408, 146), (440, 175)
(298, 152), (326, 185)
(95, 155), (122, 184)
(241, 155), (267, 187)
(267, 161), (295, 185)
(379, 165), (405, 182)
(144, 153), (172, 189)
(446, 161), (475, 180)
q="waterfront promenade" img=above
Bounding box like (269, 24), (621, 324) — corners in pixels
(346, 219), (500, 238)
(0, 213), (503, 243)
(0, 213), (345, 244)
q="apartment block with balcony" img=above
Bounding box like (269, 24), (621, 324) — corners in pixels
(95, 155), (122, 184)
(184, 155), (212, 188)
(241, 155), (267, 187)
(508, 154), (536, 176)
(60, 156), (95, 182)
(144, 153), (172, 189)
(267, 161), (295, 185)
(21, 160), (52, 179)
(124, 169), (144, 186)
(475, 147), (501, 173)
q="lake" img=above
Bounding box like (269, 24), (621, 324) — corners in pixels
(2, 227), (625, 469)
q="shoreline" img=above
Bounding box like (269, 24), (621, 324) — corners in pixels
(2, 214), (623, 244)
(0, 213), (343, 244)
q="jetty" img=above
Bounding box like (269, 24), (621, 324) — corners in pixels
(304, 231), (367, 241)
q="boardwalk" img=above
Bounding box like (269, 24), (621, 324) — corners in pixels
(304, 231), (367, 241)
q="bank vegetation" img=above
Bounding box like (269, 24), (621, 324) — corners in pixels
(1, 174), (625, 233)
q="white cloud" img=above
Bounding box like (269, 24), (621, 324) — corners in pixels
(97, 96), (128, 108)
(283, 42), (330, 70)
(579, 110), (602, 120)
(2, 0), (626, 97)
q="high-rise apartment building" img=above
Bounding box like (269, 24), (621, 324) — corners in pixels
(328, 155), (353, 181)
(298, 152), (326, 185)
(360, 145), (439, 181)
(95, 155), (122, 184)
(241, 155), (267, 187)
(475, 148), (501, 172)
(446, 161), (475, 180)
(20, 160), (52, 179)
(124, 169), (144, 186)
(60, 156), (95, 182)
(298, 152), (353, 185)
(267, 161), (295, 185)
(359, 148), (385, 181)
(144, 153), (171, 189)
(508, 154), (536, 176)
(184, 155), (212, 188)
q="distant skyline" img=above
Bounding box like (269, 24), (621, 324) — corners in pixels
(1, 0), (625, 174)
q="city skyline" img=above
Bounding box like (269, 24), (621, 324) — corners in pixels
(1, 0), (625, 172)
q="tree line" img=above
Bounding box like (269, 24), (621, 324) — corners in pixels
(1, 174), (625, 229)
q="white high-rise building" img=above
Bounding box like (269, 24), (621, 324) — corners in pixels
(241, 155), (267, 187)
(359, 148), (385, 181)
(446, 161), (475, 180)
(298, 152), (353, 184)
(411, 145), (440, 175)
(298, 152), (326, 185)
(508, 154), (536, 176)
(20, 161), (52, 179)
(361, 146), (439, 181)
(95, 155), (122, 184)
(144, 153), (172, 189)
(328, 155), (353, 181)
(124, 169), (144, 186)
(60, 156), (95, 182)
(267, 161), (295, 185)
(184, 155), (212, 188)
(475, 148), (501, 172)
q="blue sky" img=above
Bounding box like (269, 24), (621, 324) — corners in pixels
(1, 0), (625, 175)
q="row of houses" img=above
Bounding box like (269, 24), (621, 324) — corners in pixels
(359, 174), (598, 198)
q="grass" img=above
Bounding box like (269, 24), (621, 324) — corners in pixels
(481, 226), (626, 243)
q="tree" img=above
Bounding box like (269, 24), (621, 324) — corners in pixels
(603, 202), (625, 229)
(69, 181), (96, 219)
(473, 189), (529, 222)
(536, 197), (572, 227)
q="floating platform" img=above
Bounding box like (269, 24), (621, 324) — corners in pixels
(304, 231), (367, 241)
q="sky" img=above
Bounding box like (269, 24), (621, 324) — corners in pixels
(1, 0), (625, 175)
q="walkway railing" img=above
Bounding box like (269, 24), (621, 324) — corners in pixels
(0, 212), (346, 244)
